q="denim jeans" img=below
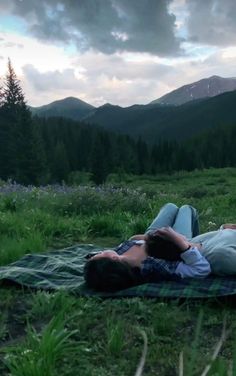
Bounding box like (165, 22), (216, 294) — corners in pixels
(145, 203), (200, 239)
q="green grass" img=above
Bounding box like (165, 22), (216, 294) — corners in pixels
(1, 168), (236, 375)
(3, 312), (78, 376)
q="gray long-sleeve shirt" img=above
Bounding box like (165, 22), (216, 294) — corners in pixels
(192, 229), (236, 275)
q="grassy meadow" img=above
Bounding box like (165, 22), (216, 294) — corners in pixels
(1, 168), (236, 375)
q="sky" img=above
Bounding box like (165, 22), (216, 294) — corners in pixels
(0, 0), (236, 108)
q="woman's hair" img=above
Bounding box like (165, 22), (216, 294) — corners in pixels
(84, 258), (142, 292)
(145, 233), (182, 261)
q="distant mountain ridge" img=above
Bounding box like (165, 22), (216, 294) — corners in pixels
(83, 89), (236, 143)
(30, 96), (95, 121)
(29, 75), (236, 144)
(150, 75), (236, 105)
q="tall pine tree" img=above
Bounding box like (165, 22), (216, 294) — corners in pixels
(51, 141), (70, 182)
(1, 59), (46, 184)
(90, 132), (110, 185)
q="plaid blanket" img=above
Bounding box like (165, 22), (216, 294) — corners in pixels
(1, 244), (236, 298)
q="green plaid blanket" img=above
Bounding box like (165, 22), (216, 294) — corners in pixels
(1, 244), (236, 298)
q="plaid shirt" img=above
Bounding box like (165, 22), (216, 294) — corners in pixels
(115, 240), (181, 282)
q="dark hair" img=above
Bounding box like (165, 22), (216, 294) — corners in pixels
(145, 233), (181, 261)
(84, 258), (142, 292)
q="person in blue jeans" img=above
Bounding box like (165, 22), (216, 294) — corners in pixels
(84, 203), (211, 292)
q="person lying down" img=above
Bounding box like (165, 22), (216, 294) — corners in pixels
(84, 203), (236, 292)
(83, 203), (207, 292)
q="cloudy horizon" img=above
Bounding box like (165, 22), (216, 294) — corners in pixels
(0, 0), (236, 107)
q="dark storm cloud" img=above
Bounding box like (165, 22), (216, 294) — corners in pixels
(8, 0), (182, 56)
(186, 0), (236, 46)
(0, 0), (11, 11)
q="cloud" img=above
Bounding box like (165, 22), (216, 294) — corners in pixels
(21, 50), (176, 106)
(8, 0), (182, 56)
(186, 0), (236, 46)
(2, 41), (24, 48)
(0, 31), (73, 77)
(0, 36), (23, 48)
(192, 49), (236, 78)
(21, 64), (87, 106)
(74, 51), (172, 80)
(22, 64), (83, 91)
(0, 0), (12, 12)
(20, 41), (236, 108)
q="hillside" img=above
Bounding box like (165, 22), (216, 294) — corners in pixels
(30, 97), (95, 121)
(150, 75), (236, 105)
(84, 90), (236, 143)
(29, 79), (236, 144)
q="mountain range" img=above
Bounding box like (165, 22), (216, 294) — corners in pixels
(84, 90), (236, 143)
(30, 96), (95, 121)
(30, 75), (236, 143)
(150, 75), (236, 105)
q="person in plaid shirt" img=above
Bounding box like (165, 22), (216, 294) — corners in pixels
(84, 203), (211, 292)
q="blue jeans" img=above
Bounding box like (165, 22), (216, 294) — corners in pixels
(145, 203), (199, 239)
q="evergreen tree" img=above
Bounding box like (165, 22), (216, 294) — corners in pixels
(3, 59), (25, 110)
(76, 127), (94, 171)
(1, 59), (46, 184)
(115, 135), (138, 174)
(0, 77), (3, 105)
(90, 132), (109, 184)
(0, 60), (20, 178)
(136, 137), (150, 174)
(51, 141), (70, 182)
(0, 77), (9, 179)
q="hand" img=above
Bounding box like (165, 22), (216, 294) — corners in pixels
(154, 227), (190, 252)
(157, 228), (187, 241)
(153, 227), (180, 241)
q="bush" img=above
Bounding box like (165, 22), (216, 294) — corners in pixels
(68, 171), (93, 185)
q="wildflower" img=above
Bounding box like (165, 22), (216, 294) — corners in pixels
(208, 221), (216, 226)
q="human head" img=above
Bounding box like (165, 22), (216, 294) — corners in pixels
(84, 254), (141, 292)
(145, 232), (182, 261)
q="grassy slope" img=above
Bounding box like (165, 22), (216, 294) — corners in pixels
(1, 168), (236, 375)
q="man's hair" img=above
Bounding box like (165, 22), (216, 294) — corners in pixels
(84, 258), (141, 292)
(145, 233), (182, 261)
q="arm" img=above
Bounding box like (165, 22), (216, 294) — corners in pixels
(129, 234), (147, 241)
(152, 227), (210, 278)
(153, 227), (190, 251)
(176, 247), (211, 278)
(140, 247), (211, 282)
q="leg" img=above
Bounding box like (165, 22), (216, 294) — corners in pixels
(191, 206), (200, 237)
(145, 203), (179, 233)
(172, 205), (199, 239)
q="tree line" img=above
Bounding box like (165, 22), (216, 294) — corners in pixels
(0, 60), (236, 185)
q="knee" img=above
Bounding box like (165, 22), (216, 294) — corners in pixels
(180, 204), (191, 210)
(180, 204), (197, 213)
(180, 204), (197, 214)
(163, 203), (178, 211)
